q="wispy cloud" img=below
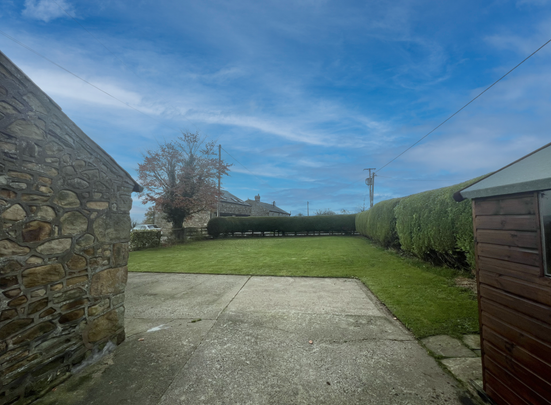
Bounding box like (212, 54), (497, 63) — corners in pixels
(22, 0), (73, 22)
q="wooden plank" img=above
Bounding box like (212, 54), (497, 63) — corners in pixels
(484, 341), (551, 401)
(475, 196), (536, 216)
(482, 313), (551, 365)
(481, 298), (551, 345)
(483, 327), (551, 382)
(479, 270), (551, 306)
(478, 256), (542, 282)
(478, 243), (540, 267)
(475, 215), (538, 231)
(485, 369), (536, 405)
(485, 356), (551, 405)
(480, 284), (551, 325)
(477, 229), (539, 249)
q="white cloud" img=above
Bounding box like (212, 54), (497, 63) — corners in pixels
(23, 0), (73, 22)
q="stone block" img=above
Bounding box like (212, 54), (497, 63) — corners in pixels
(0, 101), (19, 115)
(22, 264), (65, 288)
(76, 233), (95, 249)
(93, 213), (131, 242)
(12, 321), (55, 345)
(36, 238), (71, 255)
(67, 178), (89, 189)
(90, 266), (127, 296)
(59, 309), (85, 324)
(54, 190), (80, 208)
(1, 260), (22, 274)
(21, 193), (50, 203)
(61, 211), (88, 235)
(7, 120), (45, 139)
(1, 309), (18, 321)
(22, 162), (58, 177)
(88, 299), (109, 316)
(67, 254), (87, 270)
(44, 142), (63, 154)
(113, 243), (129, 266)
(0, 275), (18, 289)
(441, 357), (482, 383)
(87, 308), (123, 343)
(111, 293), (125, 308)
(53, 288), (85, 304)
(8, 171), (32, 180)
(3, 288), (21, 298)
(1, 203), (27, 221)
(8, 295), (28, 307)
(421, 335), (477, 358)
(61, 299), (89, 311)
(0, 189), (17, 199)
(22, 220), (52, 242)
(0, 239), (30, 257)
(28, 298), (48, 315)
(39, 308), (56, 318)
(67, 275), (88, 286)
(0, 318), (33, 340)
(86, 201), (109, 210)
(463, 334), (481, 350)
(23, 93), (47, 114)
(36, 205), (56, 220)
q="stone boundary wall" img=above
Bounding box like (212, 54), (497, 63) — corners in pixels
(0, 52), (140, 404)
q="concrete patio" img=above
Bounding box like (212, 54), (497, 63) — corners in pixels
(33, 273), (473, 404)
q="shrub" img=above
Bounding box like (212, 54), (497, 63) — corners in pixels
(394, 178), (481, 269)
(355, 198), (401, 248)
(207, 215), (356, 237)
(130, 230), (161, 251)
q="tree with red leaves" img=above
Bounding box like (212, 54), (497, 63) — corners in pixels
(137, 132), (231, 229)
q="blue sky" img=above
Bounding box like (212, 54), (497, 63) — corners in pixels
(1, 0), (550, 219)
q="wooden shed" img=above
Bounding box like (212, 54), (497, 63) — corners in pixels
(455, 142), (551, 405)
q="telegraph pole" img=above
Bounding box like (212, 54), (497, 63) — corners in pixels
(217, 144), (221, 217)
(364, 168), (376, 208)
(307, 201), (309, 216)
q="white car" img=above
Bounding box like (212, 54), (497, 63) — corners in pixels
(132, 224), (162, 232)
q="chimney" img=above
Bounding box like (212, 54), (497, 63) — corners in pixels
(273, 201), (276, 206)
(255, 194), (260, 202)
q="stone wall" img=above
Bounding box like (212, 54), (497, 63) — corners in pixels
(0, 52), (140, 404)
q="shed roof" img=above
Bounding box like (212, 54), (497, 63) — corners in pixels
(456, 142), (551, 201)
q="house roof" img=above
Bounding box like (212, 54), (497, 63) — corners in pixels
(246, 198), (290, 215)
(455, 142), (551, 201)
(0, 51), (142, 193)
(220, 190), (251, 207)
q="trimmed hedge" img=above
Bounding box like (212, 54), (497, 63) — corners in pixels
(130, 230), (161, 251)
(207, 215), (356, 238)
(356, 177), (483, 270)
(355, 198), (401, 248)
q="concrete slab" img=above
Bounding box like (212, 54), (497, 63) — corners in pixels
(422, 335), (477, 358)
(441, 357), (483, 384)
(158, 312), (461, 405)
(33, 317), (216, 405)
(463, 334), (481, 350)
(124, 273), (249, 319)
(33, 274), (469, 405)
(227, 276), (381, 316)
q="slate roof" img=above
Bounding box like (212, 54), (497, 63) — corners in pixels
(246, 198), (290, 215)
(220, 190), (251, 206)
(456, 142), (551, 201)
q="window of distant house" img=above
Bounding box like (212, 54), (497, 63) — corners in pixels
(540, 190), (551, 277)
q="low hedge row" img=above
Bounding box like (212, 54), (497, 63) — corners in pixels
(356, 177), (482, 270)
(207, 215), (356, 237)
(130, 230), (161, 251)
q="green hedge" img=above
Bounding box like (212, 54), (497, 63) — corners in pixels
(355, 198), (401, 248)
(207, 215), (356, 238)
(356, 177), (483, 270)
(130, 230), (161, 251)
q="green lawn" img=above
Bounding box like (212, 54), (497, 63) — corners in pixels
(128, 236), (479, 339)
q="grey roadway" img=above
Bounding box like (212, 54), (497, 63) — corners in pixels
(34, 273), (473, 405)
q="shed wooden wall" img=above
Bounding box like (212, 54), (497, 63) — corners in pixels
(473, 191), (551, 405)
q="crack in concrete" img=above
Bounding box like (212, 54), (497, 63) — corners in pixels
(154, 275), (252, 404)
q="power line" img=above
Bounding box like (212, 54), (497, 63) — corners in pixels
(220, 146), (278, 191)
(376, 36), (551, 173)
(0, 29), (180, 133)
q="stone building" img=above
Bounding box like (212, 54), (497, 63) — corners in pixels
(153, 190), (251, 231)
(0, 51), (142, 404)
(246, 195), (290, 217)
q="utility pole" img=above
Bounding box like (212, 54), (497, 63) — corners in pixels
(217, 144), (221, 217)
(307, 201), (309, 216)
(364, 168), (376, 208)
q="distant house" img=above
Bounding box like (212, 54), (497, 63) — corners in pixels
(246, 194), (290, 217)
(218, 190), (251, 217)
